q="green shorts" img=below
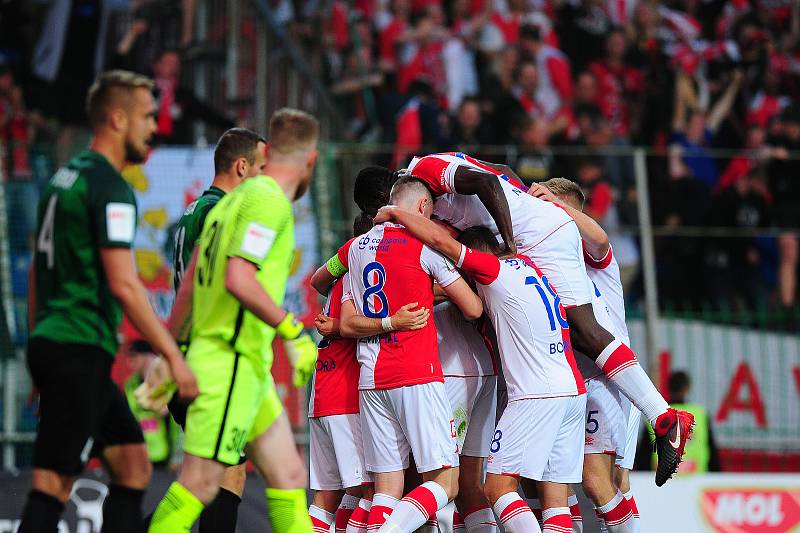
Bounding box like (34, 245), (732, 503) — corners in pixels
(183, 339), (284, 466)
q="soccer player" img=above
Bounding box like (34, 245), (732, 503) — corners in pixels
(405, 152), (693, 486)
(308, 215), (433, 533)
(374, 206), (587, 533)
(434, 296), (498, 532)
(19, 70), (197, 533)
(169, 127), (267, 532)
(147, 108), (320, 533)
(339, 176), (484, 533)
(537, 178), (641, 532)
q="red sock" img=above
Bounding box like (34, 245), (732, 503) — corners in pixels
(335, 494), (359, 533)
(596, 340), (668, 423)
(367, 493), (397, 530)
(623, 491), (640, 521)
(493, 493), (540, 532)
(568, 494), (582, 532)
(453, 509), (466, 531)
(310, 504), (335, 533)
(542, 506), (571, 532)
(597, 492), (635, 533)
(347, 498), (371, 532)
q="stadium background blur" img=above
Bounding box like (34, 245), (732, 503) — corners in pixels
(0, 0), (799, 531)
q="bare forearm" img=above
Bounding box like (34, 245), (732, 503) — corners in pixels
(476, 183), (515, 254)
(386, 208), (461, 262)
(565, 204), (609, 258)
(227, 275), (287, 328)
(340, 314), (388, 338)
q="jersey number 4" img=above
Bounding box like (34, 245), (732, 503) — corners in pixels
(362, 261), (389, 318)
(36, 196), (58, 269)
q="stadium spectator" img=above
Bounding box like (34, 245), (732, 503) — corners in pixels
(518, 24), (573, 130)
(448, 97), (493, 150)
(150, 49), (235, 145)
(767, 104), (800, 310)
(707, 168), (771, 310)
(512, 117), (552, 183)
(669, 69), (744, 190)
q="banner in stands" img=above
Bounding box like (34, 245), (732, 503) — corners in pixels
(628, 319), (800, 451)
(116, 147), (321, 423)
(631, 472), (800, 532)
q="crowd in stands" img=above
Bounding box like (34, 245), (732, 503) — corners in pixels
(1, 0), (800, 317)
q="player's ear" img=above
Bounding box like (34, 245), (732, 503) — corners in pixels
(235, 157), (247, 178)
(110, 107), (128, 133)
(306, 149), (319, 170)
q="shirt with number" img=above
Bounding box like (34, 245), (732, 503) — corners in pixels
(342, 222), (461, 390)
(576, 244), (631, 381)
(172, 186), (225, 290)
(32, 150), (137, 356)
(458, 247), (585, 400)
(309, 277), (360, 417)
(434, 301), (496, 377)
(407, 152), (573, 254)
(190, 176), (294, 374)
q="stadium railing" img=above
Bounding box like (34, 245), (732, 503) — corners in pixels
(1, 139), (799, 475)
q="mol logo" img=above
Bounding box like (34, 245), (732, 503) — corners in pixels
(701, 489), (800, 532)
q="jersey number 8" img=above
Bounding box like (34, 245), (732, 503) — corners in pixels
(362, 261), (389, 318)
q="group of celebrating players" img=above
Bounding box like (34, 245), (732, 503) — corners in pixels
(18, 69), (693, 533)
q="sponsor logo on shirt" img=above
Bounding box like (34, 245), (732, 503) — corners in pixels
(106, 203), (135, 243)
(241, 222), (276, 260)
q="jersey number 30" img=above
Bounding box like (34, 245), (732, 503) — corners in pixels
(362, 261), (389, 318)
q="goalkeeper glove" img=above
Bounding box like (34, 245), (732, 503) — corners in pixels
(276, 312), (318, 388)
(134, 357), (176, 412)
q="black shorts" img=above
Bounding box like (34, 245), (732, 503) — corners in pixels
(27, 337), (144, 476)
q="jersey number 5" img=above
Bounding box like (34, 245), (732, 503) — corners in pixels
(362, 261), (389, 318)
(37, 196), (58, 269)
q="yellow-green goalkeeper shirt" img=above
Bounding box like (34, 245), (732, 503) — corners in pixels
(190, 175), (294, 373)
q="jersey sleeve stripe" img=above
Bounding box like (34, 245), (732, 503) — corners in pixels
(583, 243), (613, 270)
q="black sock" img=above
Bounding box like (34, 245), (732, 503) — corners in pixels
(100, 484), (145, 533)
(199, 488), (242, 533)
(18, 490), (64, 533)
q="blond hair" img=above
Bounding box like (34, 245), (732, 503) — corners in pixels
(268, 108), (320, 159)
(541, 177), (586, 209)
(86, 70), (154, 128)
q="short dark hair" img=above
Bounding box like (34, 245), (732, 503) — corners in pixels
(86, 70), (154, 128)
(213, 128), (266, 174)
(519, 24), (541, 42)
(353, 212), (374, 235)
(668, 370), (691, 397)
(457, 226), (501, 255)
(354, 166), (397, 215)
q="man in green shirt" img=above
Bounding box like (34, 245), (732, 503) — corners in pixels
(20, 70), (197, 533)
(170, 127), (267, 532)
(149, 109), (320, 533)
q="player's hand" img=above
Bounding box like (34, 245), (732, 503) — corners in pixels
(169, 356), (199, 402)
(135, 357), (176, 411)
(527, 183), (557, 203)
(390, 302), (430, 331)
(314, 314), (339, 337)
(373, 205), (399, 224)
(285, 333), (318, 388)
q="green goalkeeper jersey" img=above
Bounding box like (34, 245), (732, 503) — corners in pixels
(31, 150), (138, 356)
(172, 186), (225, 290)
(190, 175), (294, 370)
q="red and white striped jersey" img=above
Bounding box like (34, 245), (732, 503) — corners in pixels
(344, 222), (462, 390)
(458, 247), (585, 400)
(406, 152), (573, 255)
(308, 277), (360, 417)
(434, 301), (496, 377)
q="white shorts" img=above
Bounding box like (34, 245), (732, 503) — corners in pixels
(445, 375), (498, 457)
(487, 394), (586, 483)
(523, 221), (593, 308)
(616, 401), (641, 470)
(584, 377), (627, 458)
(309, 414), (371, 490)
(360, 382), (459, 473)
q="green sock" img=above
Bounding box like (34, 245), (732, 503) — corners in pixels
(265, 487), (313, 533)
(148, 482), (205, 533)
